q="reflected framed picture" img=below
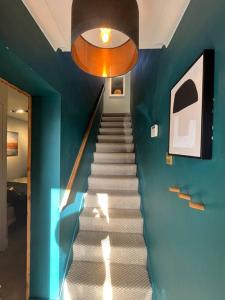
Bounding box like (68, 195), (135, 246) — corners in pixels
(7, 131), (19, 157)
(110, 76), (125, 97)
(169, 50), (214, 159)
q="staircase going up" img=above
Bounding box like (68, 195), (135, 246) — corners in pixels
(64, 113), (152, 300)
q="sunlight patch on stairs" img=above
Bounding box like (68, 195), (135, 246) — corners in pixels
(97, 193), (110, 224)
(102, 235), (112, 300)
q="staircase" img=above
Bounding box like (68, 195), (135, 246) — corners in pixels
(64, 113), (152, 300)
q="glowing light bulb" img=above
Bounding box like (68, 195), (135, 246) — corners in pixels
(102, 65), (108, 78)
(100, 28), (111, 44)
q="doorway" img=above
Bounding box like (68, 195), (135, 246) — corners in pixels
(0, 79), (31, 300)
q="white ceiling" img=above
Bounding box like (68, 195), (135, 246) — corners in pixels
(8, 87), (29, 122)
(22, 0), (190, 51)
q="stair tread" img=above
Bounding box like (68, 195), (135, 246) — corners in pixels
(87, 189), (140, 197)
(96, 142), (134, 145)
(74, 231), (147, 265)
(98, 136), (133, 144)
(75, 230), (146, 249)
(94, 152), (135, 156)
(99, 127), (132, 130)
(81, 207), (142, 219)
(98, 134), (133, 138)
(96, 143), (134, 149)
(101, 122), (132, 128)
(94, 152), (135, 163)
(91, 163), (136, 167)
(66, 261), (151, 295)
(101, 117), (131, 121)
(91, 163), (137, 176)
(88, 175), (139, 191)
(99, 133), (132, 136)
(89, 175), (137, 179)
(84, 190), (140, 210)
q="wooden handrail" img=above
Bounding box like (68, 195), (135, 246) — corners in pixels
(189, 201), (205, 211)
(60, 85), (104, 211)
(178, 193), (192, 201)
(169, 186), (180, 193)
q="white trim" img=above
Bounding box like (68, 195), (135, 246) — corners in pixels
(165, 0), (191, 48)
(110, 76), (126, 97)
(22, 0), (68, 51)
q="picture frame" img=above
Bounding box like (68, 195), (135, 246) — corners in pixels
(110, 75), (125, 97)
(168, 50), (214, 159)
(7, 131), (19, 157)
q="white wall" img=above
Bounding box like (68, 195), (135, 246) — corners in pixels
(103, 73), (131, 113)
(7, 117), (28, 180)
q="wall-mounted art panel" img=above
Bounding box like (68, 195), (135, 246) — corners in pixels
(169, 50), (214, 159)
(7, 131), (19, 157)
(110, 76), (125, 97)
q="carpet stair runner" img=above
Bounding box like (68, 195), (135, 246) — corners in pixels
(64, 113), (152, 300)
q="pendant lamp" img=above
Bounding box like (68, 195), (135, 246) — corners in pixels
(71, 0), (139, 78)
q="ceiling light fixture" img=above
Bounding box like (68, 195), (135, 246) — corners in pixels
(71, 0), (139, 78)
(10, 109), (28, 114)
(100, 28), (112, 44)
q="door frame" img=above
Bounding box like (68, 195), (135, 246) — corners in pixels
(0, 78), (32, 300)
(0, 80), (8, 252)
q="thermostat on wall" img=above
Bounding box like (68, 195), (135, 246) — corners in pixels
(151, 124), (159, 138)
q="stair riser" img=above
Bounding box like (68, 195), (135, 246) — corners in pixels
(96, 143), (134, 153)
(101, 122), (132, 128)
(85, 196), (140, 209)
(88, 178), (139, 191)
(98, 136), (133, 143)
(73, 245), (147, 265)
(94, 153), (135, 164)
(101, 117), (131, 122)
(103, 113), (131, 117)
(91, 164), (137, 176)
(99, 128), (132, 135)
(66, 282), (151, 300)
(80, 217), (143, 234)
(65, 261), (152, 300)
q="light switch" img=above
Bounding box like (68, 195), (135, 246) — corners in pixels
(151, 124), (158, 138)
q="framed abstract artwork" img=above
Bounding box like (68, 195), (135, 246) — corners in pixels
(110, 76), (125, 97)
(169, 50), (214, 159)
(7, 131), (19, 157)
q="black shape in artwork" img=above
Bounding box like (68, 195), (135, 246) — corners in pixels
(173, 79), (198, 113)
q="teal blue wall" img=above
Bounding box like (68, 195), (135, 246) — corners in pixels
(30, 96), (61, 299)
(0, 1), (103, 299)
(131, 1), (225, 300)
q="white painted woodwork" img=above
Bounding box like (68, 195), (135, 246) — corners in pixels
(103, 73), (131, 114)
(22, 0), (191, 51)
(0, 81), (8, 251)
